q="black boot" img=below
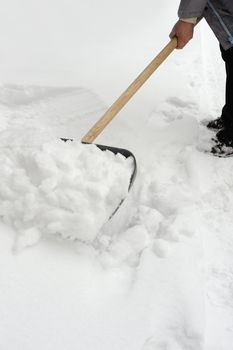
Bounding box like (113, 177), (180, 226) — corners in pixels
(211, 128), (233, 157)
(206, 117), (224, 130)
(216, 128), (233, 146)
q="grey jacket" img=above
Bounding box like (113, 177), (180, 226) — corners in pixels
(178, 0), (233, 49)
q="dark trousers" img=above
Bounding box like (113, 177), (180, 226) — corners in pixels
(220, 45), (233, 129)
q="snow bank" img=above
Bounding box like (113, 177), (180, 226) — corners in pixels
(0, 140), (133, 248)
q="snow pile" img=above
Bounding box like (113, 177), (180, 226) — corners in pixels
(1, 0), (233, 348)
(0, 140), (133, 247)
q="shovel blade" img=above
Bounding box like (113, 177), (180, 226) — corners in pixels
(92, 143), (137, 191)
(60, 138), (137, 218)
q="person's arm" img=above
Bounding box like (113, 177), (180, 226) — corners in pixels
(178, 0), (207, 18)
(170, 0), (207, 49)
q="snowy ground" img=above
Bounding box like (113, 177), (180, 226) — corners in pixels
(1, 1), (233, 349)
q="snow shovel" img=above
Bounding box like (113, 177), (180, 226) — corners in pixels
(64, 38), (177, 216)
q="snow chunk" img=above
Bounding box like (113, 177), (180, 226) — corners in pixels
(0, 140), (134, 246)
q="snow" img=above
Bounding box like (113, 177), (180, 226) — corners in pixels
(0, 1), (233, 349)
(0, 139), (133, 248)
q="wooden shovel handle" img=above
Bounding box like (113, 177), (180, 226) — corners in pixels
(82, 37), (177, 143)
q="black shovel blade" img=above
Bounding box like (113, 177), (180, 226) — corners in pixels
(60, 138), (137, 217)
(92, 143), (137, 191)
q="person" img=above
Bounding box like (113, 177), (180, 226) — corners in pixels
(170, 0), (233, 155)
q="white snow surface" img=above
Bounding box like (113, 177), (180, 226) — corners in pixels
(0, 1), (233, 350)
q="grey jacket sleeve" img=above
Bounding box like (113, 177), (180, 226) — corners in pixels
(178, 0), (208, 18)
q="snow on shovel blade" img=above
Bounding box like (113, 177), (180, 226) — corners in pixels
(60, 138), (137, 218)
(93, 143), (137, 191)
(94, 143), (137, 218)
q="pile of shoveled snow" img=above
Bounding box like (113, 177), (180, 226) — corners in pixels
(0, 139), (133, 248)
